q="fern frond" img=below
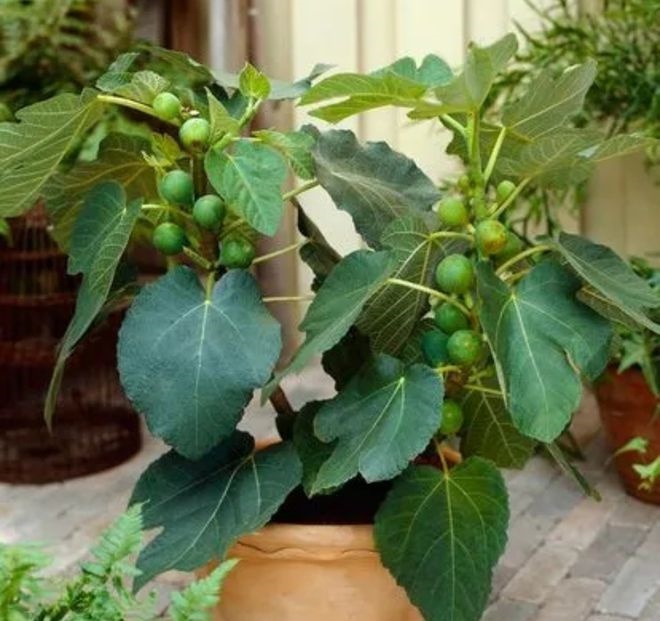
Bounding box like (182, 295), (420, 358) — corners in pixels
(169, 560), (239, 621)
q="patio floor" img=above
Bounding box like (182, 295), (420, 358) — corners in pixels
(1, 366), (659, 620)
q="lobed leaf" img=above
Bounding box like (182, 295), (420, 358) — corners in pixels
(254, 129), (316, 179)
(477, 260), (612, 442)
(374, 458), (509, 621)
(131, 433), (301, 588)
(311, 355), (443, 494)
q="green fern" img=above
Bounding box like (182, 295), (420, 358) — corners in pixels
(169, 561), (238, 621)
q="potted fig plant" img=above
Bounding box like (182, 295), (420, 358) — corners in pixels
(2, 35), (658, 621)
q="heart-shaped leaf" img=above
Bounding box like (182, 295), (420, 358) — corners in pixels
(312, 130), (441, 247)
(375, 458), (509, 621)
(118, 267), (282, 458)
(311, 355), (443, 494)
(554, 232), (660, 334)
(477, 260), (611, 442)
(460, 380), (536, 469)
(130, 432), (301, 589)
(205, 139), (287, 236)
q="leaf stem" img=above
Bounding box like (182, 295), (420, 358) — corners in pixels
(283, 179), (319, 202)
(97, 94), (180, 126)
(440, 114), (466, 138)
(428, 231), (474, 243)
(489, 177), (531, 219)
(436, 365), (462, 375)
(386, 278), (470, 316)
(253, 240), (306, 265)
(463, 383), (503, 396)
(495, 244), (554, 276)
(183, 246), (214, 271)
(483, 126), (507, 185)
(219, 218), (246, 238)
(141, 203), (194, 222)
(263, 295), (315, 303)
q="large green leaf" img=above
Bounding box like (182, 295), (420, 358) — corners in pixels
(374, 458), (509, 621)
(312, 130), (441, 247)
(311, 355), (442, 494)
(321, 327), (371, 390)
(553, 232), (660, 334)
(357, 215), (446, 355)
(502, 62), (597, 139)
(460, 380), (536, 469)
(44, 134), (157, 250)
(118, 267), (282, 459)
(265, 250), (395, 396)
(45, 182), (141, 424)
(292, 401), (334, 496)
(130, 432), (301, 588)
(477, 260), (611, 442)
(371, 54), (452, 88)
(296, 204), (341, 289)
(0, 89), (104, 217)
(205, 139), (287, 236)
(434, 34), (518, 112)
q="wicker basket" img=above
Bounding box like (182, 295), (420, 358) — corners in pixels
(0, 207), (141, 484)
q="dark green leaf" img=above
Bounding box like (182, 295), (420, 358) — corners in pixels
(0, 90), (104, 217)
(311, 355), (443, 493)
(477, 260), (612, 442)
(357, 215), (446, 354)
(296, 205), (342, 289)
(205, 139), (287, 236)
(45, 182), (141, 424)
(554, 232), (660, 334)
(502, 62), (597, 139)
(374, 458), (509, 621)
(118, 268), (282, 459)
(238, 63), (271, 99)
(131, 432), (301, 588)
(265, 250), (395, 396)
(435, 34), (518, 112)
(321, 327), (371, 390)
(399, 317), (436, 364)
(292, 401), (334, 496)
(313, 130), (441, 247)
(44, 134), (157, 250)
(460, 380), (536, 468)
(254, 129), (316, 179)
(371, 54), (452, 87)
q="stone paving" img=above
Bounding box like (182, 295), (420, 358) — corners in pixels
(1, 367), (659, 620)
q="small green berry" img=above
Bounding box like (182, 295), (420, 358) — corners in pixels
(219, 236), (256, 269)
(152, 222), (187, 256)
(179, 117), (211, 152)
(193, 195), (225, 231)
(421, 330), (450, 367)
(437, 196), (469, 228)
(152, 92), (182, 120)
(439, 399), (464, 435)
(496, 180), (516, 203)
(495, 231), (524, 262)
(434, 303), (469, 334)
(159, 170), (194, 206)
(435, 254), (474, 294)
(475, 220), (508, 255)
(447, 329), (483, 367)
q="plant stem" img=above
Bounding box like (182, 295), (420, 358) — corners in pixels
(386, 278), (470, 316)
(97, 94), (180, 126)
(436, 365), (462, 374)
(253, 241), (306, 265)
(463, 383), (503, 396)
(269, 385), (296, 421)
(483, 126), (507, 185)
(489, 177), (531, 219)
(435, 440), (450, 474)
(184, 246), (214, 271)
(193, 156), (206, 196)
(428, 231), (474, 243)
(219, 217), (246, 238)
(263, 295), (314, 303)
(283, 179), (319, 202)
(468, 111), (482, 178)
(203, 272), (216, 299)
(495, 244), (553, 276)
(440, 114), (466, 137)
(141, 203), (194, 222)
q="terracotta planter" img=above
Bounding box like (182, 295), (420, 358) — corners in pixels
(595, 367), (660, 504)
(208, 523), (422, 621)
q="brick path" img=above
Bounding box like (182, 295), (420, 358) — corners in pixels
(1, 369), (658, 620)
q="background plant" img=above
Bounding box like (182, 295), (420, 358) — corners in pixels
(0, 35), (658, 621)
(0, 505), (236, 621)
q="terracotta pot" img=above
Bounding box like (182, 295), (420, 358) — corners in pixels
(595, 367), (660, 504)
(208, 523), (422, 621)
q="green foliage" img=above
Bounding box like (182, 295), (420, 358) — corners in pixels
(6, 30), (656, 621)
(0, 505), (235, 621)
(130, 433), (301, 588)
(374, 459), (509, 621)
